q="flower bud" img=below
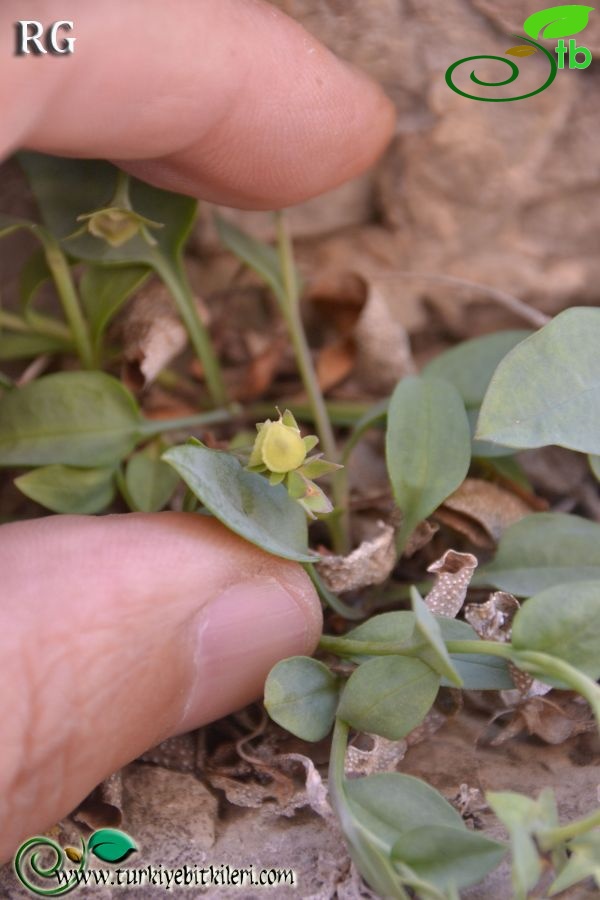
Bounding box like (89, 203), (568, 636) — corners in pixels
(260, 421), (307, 473)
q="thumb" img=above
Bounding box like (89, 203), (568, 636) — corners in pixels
(0, 512), (321, 861)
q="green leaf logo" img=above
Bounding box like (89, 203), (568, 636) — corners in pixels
(87, 828), (138, 863)
(505, 45), (539, 55)
(523, 4), (594, 39)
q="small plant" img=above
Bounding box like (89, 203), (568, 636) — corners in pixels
(1, 154), (599, 898)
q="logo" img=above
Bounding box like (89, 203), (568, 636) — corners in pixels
(446, 4), (593, 101)
(15, 21), (76, 55)
(14, 828), (137, 896)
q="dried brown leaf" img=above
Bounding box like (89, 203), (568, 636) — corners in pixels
(491, 696), (595, 746)
(425, 549), (478, 617)
(316, 338), (356, 392)
(353, 282), (415, 393)
(464, 591), (520, 641)
(120, 281), (189, 389)
(437, 478), (534, 545)
(73, 770), (123, 830)
(317, 522), (396, 593)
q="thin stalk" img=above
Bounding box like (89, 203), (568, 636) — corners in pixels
(305, 563), (365, 621)
(538, 807), (600, 851)
(152, 255), (227, 407)
(0, 309), (72, 341)
(248, 400), (372, 427)
(139, 408), (235, 438)
(43, 241), (94, 368)
(275, 213), (348, 552)
(511, 649), (600, 731)
(329, 718), (412, 900)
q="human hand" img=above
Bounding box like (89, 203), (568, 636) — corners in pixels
(0, 0), (395, 861)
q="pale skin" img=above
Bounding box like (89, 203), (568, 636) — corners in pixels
(0, 0), (395, 861)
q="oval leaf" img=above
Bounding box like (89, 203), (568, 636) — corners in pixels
(392, 825), (505, 890)
(0, 372), (142, 467)
(162, 442), (316, 562)
(476, 308), (600, 454)
(88, 829), (137, 864)
(422, 331), (531, 409)
(264, 657), (339, 741)
(386, 376), (471, 550)
(345, 773), (464, 855)
(125, 446), (180, 512)
(473, 513), (600, 595)
(337, 656), (440, 740)
(19, 153), (196, 265)
(81, 264), (149, 346)
(505, 45), (538, 56)
(512, 580), (600, 679)
(523, 5), (594, 39)
(15, 465), (115, 514)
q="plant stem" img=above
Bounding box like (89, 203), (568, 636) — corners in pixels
(445, 640), (513, 659)
(139, 407), (235, 438)
(275, 213), (348, 552)
(538, 807), (600, 851)
(152, 255), (228, 407)
(43, 240), (94, 368)
(248, 400), (372, 427)
(0, 309), (71, 341)
(305, 563), (365, 621)
(510, 649), (600, 731)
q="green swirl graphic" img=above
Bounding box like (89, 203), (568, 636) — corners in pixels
(445, 36), (557, 101)
(14, 836), (86, 896)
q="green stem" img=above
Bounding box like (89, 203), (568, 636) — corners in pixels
(445, 640), (513, 659)
(248, 400), (372, 427)
(538, 807), (600, 851)
(275, 213), (348, 552)
(0, 309), (71, 341)
(305, 563), (365, 621)
(139, 407), (235, 438)
(43, 241), (94, 368)
(329, 718), (412, 899)
(152, 255), (227, 407)
(510, 649), (600, 731)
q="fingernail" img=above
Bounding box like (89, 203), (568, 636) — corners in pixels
(180, 578), (314, 729)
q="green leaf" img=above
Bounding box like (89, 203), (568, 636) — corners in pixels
(423, 330), (531, 408)
(0, 371), (142, 467)
(81, 264), (149, 346)
(344, 612), (513, 689)
(337, 656), (439, 740)
(15, 464), (115, 514)
(162, 441), (317, 562)
(386, 376), (471, 550)
(18, 153), (197, 265)
(411, 587), (463, 687)
(523, 4), (594, 39)
(346, 611), (417, 646)
(124, 445), (180, 512)
(468, 408), (515, 458)
(505, 45), (538, 56)
(434, 617), (516, 689)
(264, 657), (339, 741)
(549, 832), (600, 895)
(476, 308), (600, 454)
(0, 332), (73, 360)
(511, 580), (600, 679)
(87, 828), (137, 864)
(473, 513), (600, 595)
(392, 825), (506, 890)
(215, 215), (287, 303)
(487, 789), (558, 899)
(345, 773), (464, 855)
(19, 246), (52, 312)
